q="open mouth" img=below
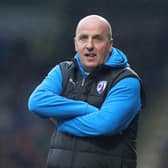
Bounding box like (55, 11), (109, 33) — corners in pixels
(85, 53), (96, 57)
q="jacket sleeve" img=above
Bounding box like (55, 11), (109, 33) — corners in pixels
(58, 77), (142, 136)
(28, 65), (98, 119)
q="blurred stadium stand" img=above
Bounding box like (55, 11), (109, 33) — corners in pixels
(0, 0), (168, 167)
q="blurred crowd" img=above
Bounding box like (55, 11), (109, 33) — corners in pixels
(0, 34), (55, 168)
(0, 1), (168, 167)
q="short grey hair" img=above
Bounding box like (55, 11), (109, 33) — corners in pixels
(75, 15), (112, 40)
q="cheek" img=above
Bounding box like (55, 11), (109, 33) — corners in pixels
(98, 46), (111, 62)
(75, 43), (84, 53)
(99, 46), (109, 56)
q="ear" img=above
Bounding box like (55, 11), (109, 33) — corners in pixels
(109, 38), (113, 53)
(74, 37), (78, 52)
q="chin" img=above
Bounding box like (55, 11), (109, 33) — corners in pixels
(86, 64), (97, 68)
(84, 65), (98, 72)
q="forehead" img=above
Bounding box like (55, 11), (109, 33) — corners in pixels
(76, 18), (109, 36)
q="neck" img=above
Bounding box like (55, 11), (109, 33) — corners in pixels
(83, 66), (96, 73)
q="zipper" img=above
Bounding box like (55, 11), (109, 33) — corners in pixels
(70, 136), (77, 168)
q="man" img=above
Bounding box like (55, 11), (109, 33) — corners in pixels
(28, 15), (144, 168)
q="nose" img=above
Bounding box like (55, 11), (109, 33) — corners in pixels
(86, 39), (94, 51)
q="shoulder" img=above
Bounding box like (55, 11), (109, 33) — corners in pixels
(116, 67), (141, 80)
(59, 61), (74, 71)
(47, 61), (73, 77)
(108, 67), (141, 89)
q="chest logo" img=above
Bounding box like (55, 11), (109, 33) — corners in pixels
(96, 81), (108, 94)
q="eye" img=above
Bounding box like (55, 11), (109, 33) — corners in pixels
(78, 35), (88, 42)
(93, 35), (104, 41)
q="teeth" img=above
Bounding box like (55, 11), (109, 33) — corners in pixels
(85, 53), (95, 56)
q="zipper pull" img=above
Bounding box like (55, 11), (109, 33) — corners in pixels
(81, 79), (85, 86)
(69, 78), (76, 86)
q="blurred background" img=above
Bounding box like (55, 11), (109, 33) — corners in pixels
(0, 0), (167, 168)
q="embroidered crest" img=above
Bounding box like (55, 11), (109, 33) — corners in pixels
(96, 81), (108, 94)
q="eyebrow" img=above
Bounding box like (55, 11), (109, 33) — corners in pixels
(77, 34), (105, 39)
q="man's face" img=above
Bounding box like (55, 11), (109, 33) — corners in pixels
(74, 18), (112, 71)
